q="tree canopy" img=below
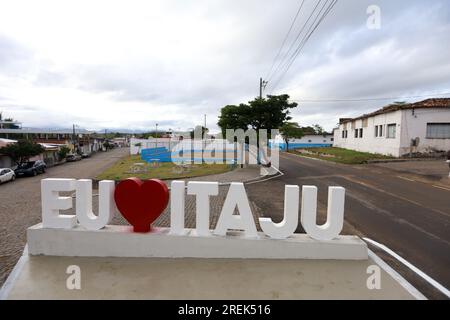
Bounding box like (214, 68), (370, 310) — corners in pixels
(280, 122), (304, 150)
(217, 95), (298, 137)
(0, 140), (45, 165)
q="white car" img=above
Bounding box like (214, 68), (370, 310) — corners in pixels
(0, 168), (15, 183)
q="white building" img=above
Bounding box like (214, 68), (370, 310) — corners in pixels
(276, 134), (334, 150)
(333, 98), (450, 157)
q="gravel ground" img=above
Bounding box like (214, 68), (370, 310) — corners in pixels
(0, 148), (262, 288)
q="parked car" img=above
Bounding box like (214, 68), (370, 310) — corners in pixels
(14, 160), (46, 177)
(0, 168), (15, 183)
(66, 154), (82, 162)
(81, 153), (91, 158)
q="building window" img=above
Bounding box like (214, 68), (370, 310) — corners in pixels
(354, 129), (358, 138)
(375, 125), (383, 137)
(426, 123), (450, 139)
(359, 128), (363, 138)
(331, 138), (334, 141)
(387, 124), (396, 139)
(342, 130), (348, 139)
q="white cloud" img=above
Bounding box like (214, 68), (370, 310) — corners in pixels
(0, 0), (449, 132)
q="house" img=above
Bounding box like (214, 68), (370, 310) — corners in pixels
(0, 138), (65, 168)
(112, 137), (129, 147)
(0, 124), (97, 154)
(0, 138), (16, 168)
(333, 98), (450, 157)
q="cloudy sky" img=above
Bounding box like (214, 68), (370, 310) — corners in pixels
(0, 0), (449, 133)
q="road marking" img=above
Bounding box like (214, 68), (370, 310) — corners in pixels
(432, 185), (450, 192)
(282, 152), (450, 218)
(364, 238), (450, 299)
(340, 175), (450, 219)
(397, 176), (415, 182)
(367, 249), (426, 300)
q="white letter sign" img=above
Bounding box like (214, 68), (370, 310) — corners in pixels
(41, 178), (76, 229)
(187, 181), (219, 237)
(259, 185), (299, 239)
(76, 179), (115, 230)
(214, 183), (258, 238)
(169, 181), (187, 235)
(301, 186), (345, 241)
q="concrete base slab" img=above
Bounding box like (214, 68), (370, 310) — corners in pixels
(1, 250), (423, 300)
(27, 224), (368, 260)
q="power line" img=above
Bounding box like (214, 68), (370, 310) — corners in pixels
(267, 0), (323, 85)
(270, 0), (328, 86)
(264, 0), (306, 81)
(270, 0), (338, 93)
(292, 92), (450, 103)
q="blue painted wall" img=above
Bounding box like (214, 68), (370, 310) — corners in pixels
(272, 143), (332, 151)
(141, 147), (240, 163)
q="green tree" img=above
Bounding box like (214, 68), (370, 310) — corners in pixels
(280, 122), (304, 151)
(313, 124), (325, 135)
(0, 140), (45, 165)
(103, 141), (114, 151)
(57, 146), (71, 161)
(218, 95), (298, 138)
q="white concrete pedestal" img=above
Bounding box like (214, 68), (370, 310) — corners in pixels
(27, 223), (368, 260)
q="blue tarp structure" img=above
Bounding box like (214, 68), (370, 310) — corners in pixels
(140, 147), (239, 163)
(141, 147), (172, 162)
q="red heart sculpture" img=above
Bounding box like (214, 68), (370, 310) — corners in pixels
(114, 178), (169, 233)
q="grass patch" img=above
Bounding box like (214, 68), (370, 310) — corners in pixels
(290, 147), (394, 164)
(96, 155), (234, 181)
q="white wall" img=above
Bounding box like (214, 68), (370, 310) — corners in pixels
(334, 108), (450, 157)
(130, 138), (237, 155)
(333, 110), (403, 157)
(400, 109), (450, 155)
(286, 134), (334, 144)
(0, 155), (14, 168)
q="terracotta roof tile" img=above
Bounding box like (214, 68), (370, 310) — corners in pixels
(341, 98), (450, 123)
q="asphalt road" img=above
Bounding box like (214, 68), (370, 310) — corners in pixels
(1, 148), (449, 299)
(246, 152), (450, 300)
(0, 147), (128, 287)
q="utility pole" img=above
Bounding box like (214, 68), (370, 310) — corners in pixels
(155, 123), (158, 148)
(72, 124), (77, 153)
(259, 77), (268, 99)
(103, 129), (107, 152)
(203, 114), (207, 151)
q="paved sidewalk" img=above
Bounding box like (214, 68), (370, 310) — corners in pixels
(165, 166), (263, 184)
